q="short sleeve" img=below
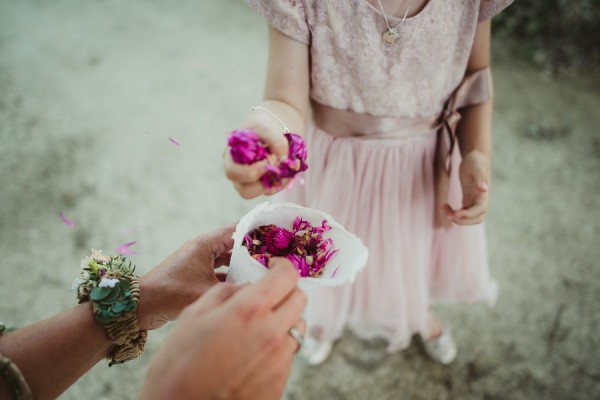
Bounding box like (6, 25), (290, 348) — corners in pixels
(478, 0), (514, 22)
(245, 0), (310, 45)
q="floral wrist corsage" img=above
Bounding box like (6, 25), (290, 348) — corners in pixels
(75, 249), (147, 366)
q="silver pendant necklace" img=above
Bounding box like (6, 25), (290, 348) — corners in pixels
(376, 0), (411, 45)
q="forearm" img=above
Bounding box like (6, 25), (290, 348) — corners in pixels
(457, 18), (493, 159)
(240, 25), (310, 137)
(241, 99), (307, 137)
(0, 303), (112, 399)
(456, 98), (493, 158)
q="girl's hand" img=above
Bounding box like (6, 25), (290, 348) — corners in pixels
(223, 113), (290, 199)
(443, 151), (490, 225)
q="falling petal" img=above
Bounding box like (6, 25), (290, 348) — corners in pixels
(169, 137), (181, 147)
(60, 212), (75, 228)
(116, 241), (138, 256)
(332, 265), (340, 278)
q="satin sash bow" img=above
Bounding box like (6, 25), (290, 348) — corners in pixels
(311, 67), (493, 227)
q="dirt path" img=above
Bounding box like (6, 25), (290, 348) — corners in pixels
(1, 1), (598, 399)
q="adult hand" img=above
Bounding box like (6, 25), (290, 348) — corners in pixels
(136, 225), (235, 331)
(140, 258), (307, 400)
(443, 150), (490, 225)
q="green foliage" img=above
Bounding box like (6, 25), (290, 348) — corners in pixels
(91, 278), (137, 325)
(493, 0), (600, 72)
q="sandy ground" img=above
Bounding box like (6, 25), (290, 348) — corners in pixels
(0, 1), (599, 399)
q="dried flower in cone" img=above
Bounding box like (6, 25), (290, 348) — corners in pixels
(243, 217), (337, 278)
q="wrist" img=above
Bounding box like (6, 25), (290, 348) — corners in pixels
(75, 250), (147, 365)
(136, 274), (216, 331)
(135, 276), (165, 331)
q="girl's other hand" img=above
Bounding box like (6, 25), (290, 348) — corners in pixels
(443, 151), (490, 225)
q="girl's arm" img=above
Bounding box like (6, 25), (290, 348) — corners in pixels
(445, 20), (493, 225)
(224, 26), (310, 199)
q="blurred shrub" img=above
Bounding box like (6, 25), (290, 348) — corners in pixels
(493, 0), (600, 73)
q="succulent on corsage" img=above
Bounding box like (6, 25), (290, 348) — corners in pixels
(76, 250), (138, 324)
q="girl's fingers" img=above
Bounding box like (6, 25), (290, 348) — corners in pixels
(261, 133), (289, 160)
(233, 181), (268, 200)
(442, 203), (456, 217)
(224, 152), (269, 183)
(265, 178), (292, 196)
(233, 177), (289, 199)
(452, 195), (488, 225)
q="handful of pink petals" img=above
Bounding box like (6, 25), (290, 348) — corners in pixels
(227, 128), (308, 190)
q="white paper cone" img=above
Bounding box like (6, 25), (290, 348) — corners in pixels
(227, 202), (369, 290)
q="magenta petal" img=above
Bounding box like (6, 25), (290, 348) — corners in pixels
(228, 128), (268, 164)
(116, 241), (138, 255)
(332, 265), (340, 278)
(286, 254), (309, 277)
(60, 212), (75, 228)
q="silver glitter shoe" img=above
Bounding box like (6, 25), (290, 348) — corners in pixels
(422, 326), (457, 365)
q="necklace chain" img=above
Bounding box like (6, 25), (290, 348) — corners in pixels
(375, 0), (411, 45)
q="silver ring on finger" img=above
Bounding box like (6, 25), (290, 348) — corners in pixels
(289, 326), (304, 353)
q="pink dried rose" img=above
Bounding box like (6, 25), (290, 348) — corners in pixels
(281, 133), (308, 176)
(264, 226), (295, 256)
(227, 128), (269, 164)
(228, 129), (308, 190)
(242, 217), (337, 278)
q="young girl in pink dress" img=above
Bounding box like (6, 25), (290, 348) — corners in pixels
(224, 0), (513, 365)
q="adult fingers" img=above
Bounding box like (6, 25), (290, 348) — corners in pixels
(208, 225), (235, 250)
(214, 250), (232, 268)
(286, 318), (307, 354)
(271, 288), (308, 335)
(185, 282), (240, 315)
(215, 270), (228, 282)
(231, 258), (298, 312)
(191, 225), (234, 266)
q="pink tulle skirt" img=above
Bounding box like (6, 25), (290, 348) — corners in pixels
(281, 121), (498, 352)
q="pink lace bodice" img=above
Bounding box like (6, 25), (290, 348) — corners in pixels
(245, 0), (513, 118)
